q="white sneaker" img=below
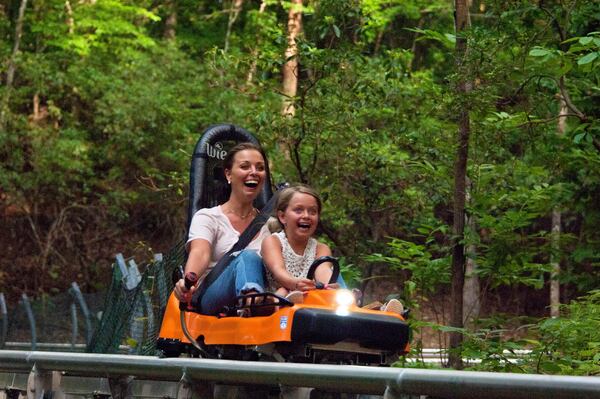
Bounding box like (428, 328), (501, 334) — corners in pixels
(285, 290), (305, 304)
(381, 299), (404, 315)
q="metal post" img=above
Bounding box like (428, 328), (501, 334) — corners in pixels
(153, 254), (168, 310)
(0, 293), (7, 349)
(127, 259), (142, 289)
(19, 295), (36, 351)
(69, 283), (93, 345)
(115, 253), (129, 282)
(70, 303), (78, 349)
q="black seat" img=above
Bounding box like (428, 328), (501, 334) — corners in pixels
(187, 124), (274, 236)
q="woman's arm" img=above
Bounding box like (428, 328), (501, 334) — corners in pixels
(262, 236), (314, 291)
(174, 238), (211, 301)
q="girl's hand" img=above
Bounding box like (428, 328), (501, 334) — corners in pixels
(294, 278), (315, 292)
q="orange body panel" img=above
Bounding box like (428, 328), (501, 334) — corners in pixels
(159, 292), (297, 345)
(159, 289), (408, 349)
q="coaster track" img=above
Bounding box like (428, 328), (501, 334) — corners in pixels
(0, 350), (599, 399)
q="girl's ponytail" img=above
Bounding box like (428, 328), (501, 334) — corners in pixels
(267, 216), (284, 233)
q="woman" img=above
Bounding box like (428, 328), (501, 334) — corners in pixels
(173, 142), (271, 314)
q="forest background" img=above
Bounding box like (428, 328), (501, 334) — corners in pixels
(1, 0), (599, 373)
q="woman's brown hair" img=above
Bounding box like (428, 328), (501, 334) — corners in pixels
(223, 142), (266, 172)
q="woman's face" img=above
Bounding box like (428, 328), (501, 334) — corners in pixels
(225, 149), (266, 201)
(278, 192), (319, 241)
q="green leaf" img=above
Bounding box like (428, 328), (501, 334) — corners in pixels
(540, 361), (562, 373)
(436, 325), (466, 333)
(574, 132), (587, 144)
(444, 33), (456, 44)
(332, 24), (341, 38)
(579, 36), (593, 45)
(577, 52), (598, 65)
(559, 60), (573, 75)
(529, 48), (551, 57)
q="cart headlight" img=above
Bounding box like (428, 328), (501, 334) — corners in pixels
(335, 289), (354, 316)
(335, 289), (354, 306)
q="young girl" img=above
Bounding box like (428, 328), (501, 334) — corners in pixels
(261, 184), (336, 300)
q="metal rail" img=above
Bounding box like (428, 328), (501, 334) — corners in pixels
(2, 342), (130, 352)
(0, 350), (599, 399)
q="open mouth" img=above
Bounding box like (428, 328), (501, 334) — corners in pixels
(244, 180), (259, 188)
(298, 222), (311, 231)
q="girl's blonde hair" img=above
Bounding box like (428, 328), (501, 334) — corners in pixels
(267, 184), (322, 233)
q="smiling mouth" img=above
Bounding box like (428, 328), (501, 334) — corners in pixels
(298, 222), (311, 230)
(244, 180), (259, 188)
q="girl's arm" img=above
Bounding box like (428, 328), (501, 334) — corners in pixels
(262, 236), (315, 291)
(314, 242), (334, 285)
(174, 238), (211, 301)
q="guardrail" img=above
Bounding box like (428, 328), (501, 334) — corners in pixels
(0, 350), (598, 399)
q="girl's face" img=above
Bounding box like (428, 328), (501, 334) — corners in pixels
(224, 149), (266, 201)
(278, 192), (320, 240)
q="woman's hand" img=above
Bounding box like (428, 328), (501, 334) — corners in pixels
(174, 278), (198, 302)
(294, 278), (316, 292)
(175, 239), (211, 302)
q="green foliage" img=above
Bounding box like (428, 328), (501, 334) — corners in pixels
(365, 235), (450, 304)
(1, 0), (600, 374)
(38, 0), (159, 57)
(529, 290), (600, 375)
(460, 290), (600, 375)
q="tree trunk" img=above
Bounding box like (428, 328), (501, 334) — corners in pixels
(550, 97), (568, 317)
(245, 1), (267, 85)
(224, 0), (244, 53)
(550, 209), (561, 317)
(281, 0), (303, 117)
(463, 177), (480, 326)
(449, 0), (471, 370)
(65, 0), (74, 34)
(463, 213), (480, 325)
(0, 0), (28, 129)
(163, 0), (177, 40)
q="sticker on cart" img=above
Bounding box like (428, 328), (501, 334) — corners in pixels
(280, 316), (288, 330)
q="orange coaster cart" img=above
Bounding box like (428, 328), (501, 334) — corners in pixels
(156, 125), (410, 365)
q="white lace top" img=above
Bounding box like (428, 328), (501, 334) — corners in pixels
(266, 231), (317, 290)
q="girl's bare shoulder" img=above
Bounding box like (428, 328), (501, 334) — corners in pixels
(315, 241), (332, 255)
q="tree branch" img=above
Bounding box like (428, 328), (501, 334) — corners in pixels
(558, 76), (586, 121)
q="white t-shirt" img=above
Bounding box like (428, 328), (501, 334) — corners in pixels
(186, 205), (270, 274)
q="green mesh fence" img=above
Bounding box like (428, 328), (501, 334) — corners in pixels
(87, 240), (185, 355)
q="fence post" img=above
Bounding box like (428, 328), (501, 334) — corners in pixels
(127, 259), (142, 289)
(153, 254), (168, 310)
(69, 282), (93, 345)
(116, 253), (140, 290)
(70, 303), (78, 349)
(0, 293), (7, 349)
(20, 294), (36, 351)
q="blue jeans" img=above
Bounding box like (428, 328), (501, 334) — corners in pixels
(198, 250), (265, 315)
